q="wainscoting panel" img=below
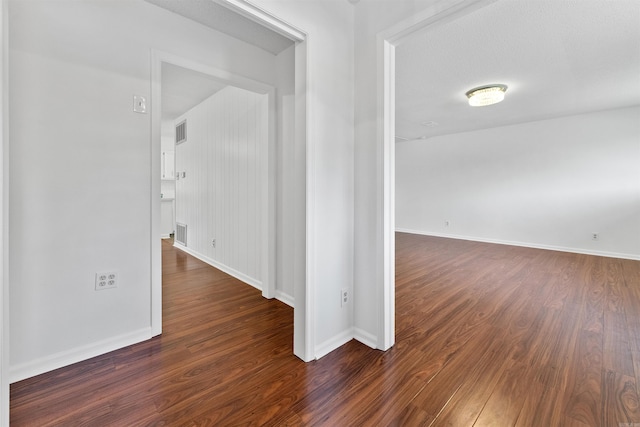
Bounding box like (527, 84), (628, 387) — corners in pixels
(175, 86), (268, 287)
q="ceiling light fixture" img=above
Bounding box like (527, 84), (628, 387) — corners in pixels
(465, 84), (508, 107)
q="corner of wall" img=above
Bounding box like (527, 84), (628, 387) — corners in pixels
(315, 329), (354, 359)
(353, 327), (377, 349)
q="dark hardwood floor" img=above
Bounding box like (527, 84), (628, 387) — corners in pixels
(10, 233), (640, 425)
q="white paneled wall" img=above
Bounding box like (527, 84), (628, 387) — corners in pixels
(175, 86), (268, 288)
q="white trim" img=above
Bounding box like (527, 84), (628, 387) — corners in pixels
(377, 0), (499, 356)
(315, 329), (353, 359)
(305, 36), (316, 362)
(275, 290), (294, 308)
(150, 51), (162, 338)
(0, 0), (8, 424)
(381, 0), (496, 45)
(293, 40), (313, 362)
(9, 328), (153, 384)
(264, 85), (277, 299)
(397, 228), (640, 261)
(353, 327), (377, 349)
(173, 243), (264, 291)
(376, 36), (395, 351)
(214, 0), (306, 42)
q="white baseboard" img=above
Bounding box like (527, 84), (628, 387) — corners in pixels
(275, 290), (294, 308)
(10, 327), (153, 383)
(396, 228), (640, 261)
(315, 329), (354, 359)
(173, 243), (262, 291)
(354, 327), (378, 349)
(314, 328), (380, 359)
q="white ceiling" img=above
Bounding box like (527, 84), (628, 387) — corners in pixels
(145, 0), (294, 55)
(149, 0), (295, 121)
(395, 0), (640, 141)
(161, 63), (227, 120)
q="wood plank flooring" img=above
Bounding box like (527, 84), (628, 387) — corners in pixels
(10, 233), (640, 426)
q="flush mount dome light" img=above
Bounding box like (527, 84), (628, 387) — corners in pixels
(466, 84), (508, 107)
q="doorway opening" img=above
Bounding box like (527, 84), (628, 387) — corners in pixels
(158, 59), (274, 297)
(377, 0), (498, 349)
(149, 1), (312, 360)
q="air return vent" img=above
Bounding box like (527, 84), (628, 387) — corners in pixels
(175, 223), (187, 246)
(175, 120), (187, 145)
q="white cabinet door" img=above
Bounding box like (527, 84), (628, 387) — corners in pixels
(162, 151), (175, 179)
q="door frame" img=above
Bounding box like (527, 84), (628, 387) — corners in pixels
(377, 0), (499, 349)
(151, 50), (277, 315)
(149, 0), (313, 361)
(1, 0), (8, 424)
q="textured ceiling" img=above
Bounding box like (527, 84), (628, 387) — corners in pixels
(395, 0), (640, 141)
(162, 63), (227, 120)
(145, 0), (294, 55)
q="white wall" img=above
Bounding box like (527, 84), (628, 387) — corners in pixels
(353, 0), (440, 348)
(160, 120), (175, 237)
(160, 122), (176, 197)
(0, 0), (7, 423)
(251, 0), (355, 357)
(161, 121), (175, 152)
(8, 0), (281, 381)
(396, 107), (640, 259)
(275, 44), (295, 306)
(174, 86), (268, 288)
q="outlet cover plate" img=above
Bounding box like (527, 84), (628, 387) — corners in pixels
(341, 288), (349, 307)
(96, 271), (118, 290)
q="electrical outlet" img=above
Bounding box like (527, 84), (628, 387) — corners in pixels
(592, 233), (599, 241)
(212, 238), (216, 248)
(341, 288), (349, 307)
(95, 271), (117, 290)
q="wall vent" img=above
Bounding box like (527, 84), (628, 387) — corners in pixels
(175, 120), (187, 145)
(175, 223), (187, 246)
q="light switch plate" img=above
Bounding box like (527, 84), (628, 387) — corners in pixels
(133, 95), (147, 113)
